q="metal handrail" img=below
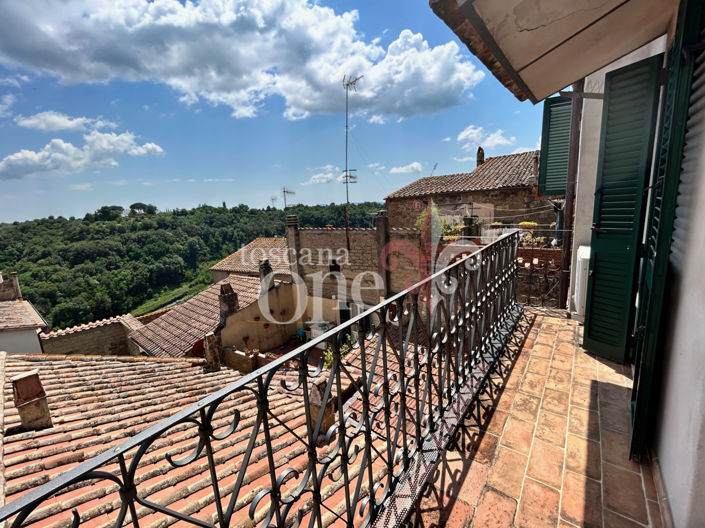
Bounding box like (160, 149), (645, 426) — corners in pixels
(0, 229), (521, 528)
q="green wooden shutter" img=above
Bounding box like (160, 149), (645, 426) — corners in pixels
(538, 96), (572, 196)
(629, 0), (704, 460)
(582, 55), (662, 362)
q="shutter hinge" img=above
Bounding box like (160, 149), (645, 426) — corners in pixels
(633, 325), (647, 343)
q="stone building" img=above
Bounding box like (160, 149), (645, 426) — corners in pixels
(385, 149), (556, 229)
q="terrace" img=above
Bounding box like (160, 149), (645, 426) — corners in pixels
(0, 230), (661, 528)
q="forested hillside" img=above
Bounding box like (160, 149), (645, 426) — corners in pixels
(0, 202), (383, 329)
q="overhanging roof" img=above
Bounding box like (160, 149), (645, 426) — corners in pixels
(431, 0), (678, 103)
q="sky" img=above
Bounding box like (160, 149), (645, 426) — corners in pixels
(0, 0), (542, 223)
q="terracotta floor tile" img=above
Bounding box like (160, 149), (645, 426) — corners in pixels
(501, 416), (535, 455)
(601, 430), (640, 472)
(473, 488), (517, 528)
(552, 354), (573, 372)
(568, 406), (600, 442)
(570, 384), (598, 411)
(527, 439), (564, 489)
(516, 478), (560, 528)
(532, 344), (553, 359)
(554, 343), (576, 356)
(511, 392), (541, 422)
(546, 369), (572, 392)
(565, 434), (601, 480)
(482, 409), (508, 436)
(647, 500), (663, 528)
(418, 490), (475, 528)
(536, 410), (567, 447)
(432, 450), (490, 507)
(537, 333), (556, 346)
(520, 371), (546, 397)
(487, 446), (528, 499)
(560, 470), (602, 528)
(641, 462), (657, 502)
(599, 402), (630, 435)
(528, 358), (550, 376)
(603, 510), (644, 527)
(598, 383), (631, 405)
(496, 389), (517, 412)
(470, 432), (498, 466)
(603, 463), (648, 524)
(543, 388), (570, 416)
(573, 366), (598, 386)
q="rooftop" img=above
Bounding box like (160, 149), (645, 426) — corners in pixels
(386, 150), (538, 200)
(0, 300), (46, 331)
(128, 275), (263, 358)
(40, 314), (141, 339)
(209, 237), (290, 275)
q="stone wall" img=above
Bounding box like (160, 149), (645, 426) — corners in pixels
(41, 316), (141, 356)
(386, 188), (556, 229)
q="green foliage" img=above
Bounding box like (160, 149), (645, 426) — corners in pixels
(0, 201), (382, 329)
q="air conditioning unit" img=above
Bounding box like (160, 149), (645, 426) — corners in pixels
(574, 246), (591, 317)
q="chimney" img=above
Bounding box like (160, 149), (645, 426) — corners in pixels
(203, 331), (221, 372)
(12, 370), (53, 430)
(12, 272), (22, 300)
(476, 146), (485, 167)
(219, 283), (239, 325)
(259, 259), (274, 294)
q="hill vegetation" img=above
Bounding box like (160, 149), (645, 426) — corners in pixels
(0, 201), (383, 330)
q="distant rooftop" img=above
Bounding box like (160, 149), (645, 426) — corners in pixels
(128, 275), (263, 358)
(0, 300), (46, 331)
(386, 150), (538, 199)
(210, 237), (290, 275)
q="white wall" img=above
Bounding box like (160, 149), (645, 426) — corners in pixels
(568, 37), (667, 316)
(0, 329), (43, 355)
(653, 95), (705, 527)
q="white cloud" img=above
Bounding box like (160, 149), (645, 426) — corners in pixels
(0, 74), (28, 88)
(302, 171), (335, 185)
(0, 94), (14, 118)
(15, 111), (117, 131)
(368, 115), (385, 125)
(203, 178), (236, 182)
(511, 147), (533, 154)
(441, 137), (451, 142)
(108, 179), (128, 186)
(390, 161), (423, 174)
(0, 130), (163, 179)
(0, 2), (483, 120)
(69, 183), (93, 191)
(457, 125), (515, 151)
(453, 156), (474, 162)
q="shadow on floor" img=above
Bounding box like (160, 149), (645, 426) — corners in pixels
(407, 310), (537, 528)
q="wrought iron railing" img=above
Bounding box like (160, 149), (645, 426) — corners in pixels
(0, 229), (521, 528)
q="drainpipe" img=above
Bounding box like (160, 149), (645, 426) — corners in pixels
(559, 78), (585, 310)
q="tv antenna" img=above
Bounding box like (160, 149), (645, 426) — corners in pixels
(342, 74), (363, 250)
(429, 162), (438, 177)
(282, 187), (295, 210)
(270, 195), (278, 209)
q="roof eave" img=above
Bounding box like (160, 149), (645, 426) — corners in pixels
(430, 0), (532, 102)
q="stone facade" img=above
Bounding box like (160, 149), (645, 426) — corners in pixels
(386, 188), (556, 229)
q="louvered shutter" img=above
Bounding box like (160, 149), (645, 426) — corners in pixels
(629, 0), (704, 460)
(538, 96), (571, 196)
(582, 55), (662, 362)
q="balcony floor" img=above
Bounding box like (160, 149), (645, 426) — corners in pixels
(413, 308), (662, 528)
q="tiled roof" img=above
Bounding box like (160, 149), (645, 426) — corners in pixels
(0, 300), (46, 331)
(40, 314), (141, 339)
(128, 275), (263, 358)
(386, 150), (538, 199)
(0, 336), (401, 528)
(210, 237), (290, 275)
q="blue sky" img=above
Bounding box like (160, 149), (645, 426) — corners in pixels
(0, 0), (542, 223)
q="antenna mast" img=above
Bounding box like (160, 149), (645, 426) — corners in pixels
(282, 187), (295, 210)
(342, 74), (363, 251)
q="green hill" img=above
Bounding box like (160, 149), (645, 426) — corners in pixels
(0, 202), (383, 329)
